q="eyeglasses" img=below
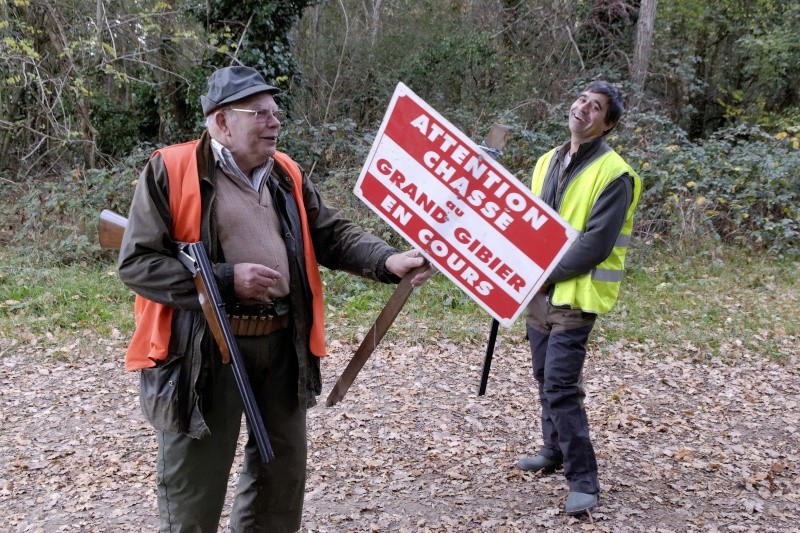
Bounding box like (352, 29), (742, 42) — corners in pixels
(228, 108), (286, 122)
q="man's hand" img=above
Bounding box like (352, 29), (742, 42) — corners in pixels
(385, 250), (434, 288)
(234, 262), (282, 304)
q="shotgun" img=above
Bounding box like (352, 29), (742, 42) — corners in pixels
(477, 124), (511, 396)
(98, 209), (275, 463)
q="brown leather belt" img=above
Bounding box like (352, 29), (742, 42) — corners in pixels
(227, 313), (289, 336)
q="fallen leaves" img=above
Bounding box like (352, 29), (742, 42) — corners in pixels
(1, 329), (799, 531)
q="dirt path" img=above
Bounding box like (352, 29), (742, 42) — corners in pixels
(1, 331), (798, 532)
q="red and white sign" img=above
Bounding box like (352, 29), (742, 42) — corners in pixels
(355, 83), (577, 326)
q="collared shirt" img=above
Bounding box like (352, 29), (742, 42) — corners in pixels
(210, 138), (273, 191)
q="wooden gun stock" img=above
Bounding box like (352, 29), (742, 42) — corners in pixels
(98, 209), (127, 250)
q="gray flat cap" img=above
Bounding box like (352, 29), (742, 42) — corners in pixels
(200, 66), (280, 116)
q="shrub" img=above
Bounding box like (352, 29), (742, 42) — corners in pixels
(619, 115), (800, 256)
(3, 146), (149, 265)
(4, 107), (798, 269)
(281, 108), (800, 257)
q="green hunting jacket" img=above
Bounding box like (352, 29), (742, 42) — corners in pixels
(118, 131), (399, 438)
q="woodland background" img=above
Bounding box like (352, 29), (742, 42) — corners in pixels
(1, 2), (800, 531)
(0, 0), (798, 260)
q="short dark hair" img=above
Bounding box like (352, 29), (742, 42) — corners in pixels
(586, 80), (624, 134)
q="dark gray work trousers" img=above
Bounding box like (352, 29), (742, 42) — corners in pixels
(526, 291), (600, 495)
(155, 328), (307, 533)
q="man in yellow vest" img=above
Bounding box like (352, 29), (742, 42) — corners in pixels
(118, 65), (431, 532)
(518, 81), (642, 516)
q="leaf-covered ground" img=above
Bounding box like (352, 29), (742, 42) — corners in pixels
(1, 329), (798, 532)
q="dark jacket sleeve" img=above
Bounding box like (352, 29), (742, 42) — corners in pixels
(547, 175), (633, 284)
(300, 175), (400, 283)
(117, 154), (207, 310)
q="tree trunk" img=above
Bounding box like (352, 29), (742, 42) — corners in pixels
(42, 1), (98, 167)
(157, 6), (185, 143)
(368, 0), (382, 50)
(630, 0), (658, 107)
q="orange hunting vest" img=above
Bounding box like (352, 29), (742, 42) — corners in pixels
(125, 141), (326, 370)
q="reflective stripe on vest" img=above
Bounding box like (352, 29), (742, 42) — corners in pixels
(531, 148), (641, 314)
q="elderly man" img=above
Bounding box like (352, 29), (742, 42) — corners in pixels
(118, 65), (430, 532)
(518, 80), (641, 516)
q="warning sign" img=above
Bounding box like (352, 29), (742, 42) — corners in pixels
(355, 83), (576, 326)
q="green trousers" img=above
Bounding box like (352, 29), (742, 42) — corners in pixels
(155, 329), (307, 532)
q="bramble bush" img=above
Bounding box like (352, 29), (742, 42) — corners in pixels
(464, 106), (799, 257)
(3, 146), (150, 265)
(618, 112), (800, 256)
(3, 107), (798, 265)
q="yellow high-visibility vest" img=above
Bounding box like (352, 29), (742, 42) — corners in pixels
(531, 147), (642, 314)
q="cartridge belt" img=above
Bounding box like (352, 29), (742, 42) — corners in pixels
(227, 301), (290, 337)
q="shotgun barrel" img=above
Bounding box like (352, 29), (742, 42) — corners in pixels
(178, 242), (275, 462)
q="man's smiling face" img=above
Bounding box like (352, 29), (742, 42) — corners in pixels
(224, 93), (281, 173)
(568, 90), (614, 143)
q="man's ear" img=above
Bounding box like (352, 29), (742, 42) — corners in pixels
(603, 120), (616, 135)
(213, 110), (230, 135)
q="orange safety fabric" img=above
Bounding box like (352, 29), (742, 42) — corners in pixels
(125, 142), (326, 371)
(272, 151), (327, 357)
